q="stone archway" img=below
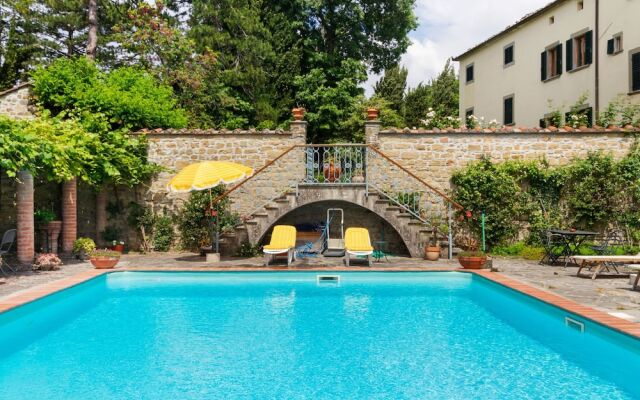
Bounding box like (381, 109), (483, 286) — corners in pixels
(258, 200), (410, 256)
(222, 185), (429, 257)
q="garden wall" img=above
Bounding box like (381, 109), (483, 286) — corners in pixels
(0, 84), (32, 119)
(370, 127), (638, 192)
(139, 122), (307, 217)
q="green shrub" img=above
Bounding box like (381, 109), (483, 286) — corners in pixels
(34, 209), (57, 224)
(520, 246), (545, 260)
(491, 242), (525, 256)
(72, 237), (96, 256)
(153, 215), (174, 252)
(177, 187), (240, 251)
(235, 242), (261, 257)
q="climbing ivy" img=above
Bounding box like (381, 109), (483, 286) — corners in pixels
(452, 148), (640, 248)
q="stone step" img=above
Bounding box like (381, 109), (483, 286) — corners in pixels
(234, 224), (247, 230)
(386, 206), (401, 212)
(253, 213), (269, 218)
(245, 220), (259, 226)
(275, 198), (290, 204)
(264, 205), (280, 210)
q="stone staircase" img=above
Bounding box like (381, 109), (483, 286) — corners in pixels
(220, 184), (446, 258)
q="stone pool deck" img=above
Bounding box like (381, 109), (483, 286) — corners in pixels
(1, 252), (638, 326)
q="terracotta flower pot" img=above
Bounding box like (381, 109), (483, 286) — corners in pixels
(37, 220), (63, 254)
(292, 108), (305, 121)
(111, 244), (125, 252)
(366, 108), (379, 120)
(90, 257), (120, 269)
(323, 163), (342, 182)
(458, 255), (488, 269)
(425, 246), (440, 261)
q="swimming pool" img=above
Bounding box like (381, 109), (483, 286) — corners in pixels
(0, 271), (638, 399)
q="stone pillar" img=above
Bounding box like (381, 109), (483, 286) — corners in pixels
(95, 189), (107, 245)
(16, 170), (35, 265)
(290, 121), (308, 142)
(62, 178), (77, 254)
(365, 110), (382, 147)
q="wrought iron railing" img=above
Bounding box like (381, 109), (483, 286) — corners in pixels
(303, 144), (367, 184)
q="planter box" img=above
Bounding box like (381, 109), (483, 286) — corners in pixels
(90, 257), (119, 269)
(458, 255), (488, 270)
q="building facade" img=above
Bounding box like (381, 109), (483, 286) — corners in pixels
(454, 0), (640, 127)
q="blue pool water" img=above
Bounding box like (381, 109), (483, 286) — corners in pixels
(0, 272), (639, 399)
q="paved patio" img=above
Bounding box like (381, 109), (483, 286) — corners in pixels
(1, 252), (638, 323)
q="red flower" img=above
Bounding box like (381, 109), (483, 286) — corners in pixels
(465, 210), (473, 218)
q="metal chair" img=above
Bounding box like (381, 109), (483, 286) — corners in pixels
(590, 230), (626, 274)
(541, 231), (564, 265)
(0, 229), (17, 275)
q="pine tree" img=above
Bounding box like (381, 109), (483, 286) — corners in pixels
(404, 83), (431, 128)
(428, 59), (459, 117)
(374, 64), (408, 115)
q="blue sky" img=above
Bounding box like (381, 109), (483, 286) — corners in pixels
(365, 0), (551, 94)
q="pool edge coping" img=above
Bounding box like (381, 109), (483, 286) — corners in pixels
(0, 267), (638, 339)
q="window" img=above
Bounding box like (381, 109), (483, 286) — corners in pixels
(631, 49), (640, 93)
(541, 43), (562, 81)
(504, 43), (514, 66)
(577, 1), (584, 10)
(567, 30), (593, 71)
(549, 16), (555, 24)
(465, 108), (474, 119)
(608, 33), (623, 55)
(503, 95), (514, 126)
(465, 64), (474, 84)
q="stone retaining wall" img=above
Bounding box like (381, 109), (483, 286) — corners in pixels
(140, 122), (307, 217)
(0, 84), (32, 120)
(368, 126), (637, 192)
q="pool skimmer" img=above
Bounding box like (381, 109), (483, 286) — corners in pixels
(317, 275), (341, 285)
(565, 317), (585, 333)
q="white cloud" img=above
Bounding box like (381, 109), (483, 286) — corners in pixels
(365, 0), (551, 95)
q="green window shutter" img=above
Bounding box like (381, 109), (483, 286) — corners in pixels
(541, 51), (547, 81)
(556, 43), (563, 75)
(539, 118), (547, 128)
(504, 97), (514, 125)
(585, 30), (593, 64)
(566, 39), (573, 71)
(632, 52), (640, 92)
(607, 39), (615, 55)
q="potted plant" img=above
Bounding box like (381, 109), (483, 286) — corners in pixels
(101, 226), (124, 252)
(35, 209), (62, 253)
(457, 230), (488, 269)
(111, 240), (125, 253)
(424, 225), (441, 261)
(33, 253), (62, 271)
(72, 237), (96, 260)
(89, 249), (121, 269)
(323, 160), (341, 182)
(292, 107), (305, 121)
(352, 168), (365, 183)
(366, 108), (379, 120)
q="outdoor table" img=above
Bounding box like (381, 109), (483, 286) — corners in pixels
(549, 229), (598, 266)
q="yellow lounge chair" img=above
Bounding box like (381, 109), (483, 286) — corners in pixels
(345, 227), (373, 267)
(263, 225), (297, 266)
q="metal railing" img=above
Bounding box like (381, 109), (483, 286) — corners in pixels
(303, 144), (367, 184)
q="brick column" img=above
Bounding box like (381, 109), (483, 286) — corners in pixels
(62, 178), (77, 254)
(95, 189), (107, 246)
(16, 170), (35, 265)
(365, 108), (381, 147)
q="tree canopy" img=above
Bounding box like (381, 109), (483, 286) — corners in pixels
(0, 0), (422, 143)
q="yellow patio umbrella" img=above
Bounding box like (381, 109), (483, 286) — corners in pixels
(168, 161), (254, 253)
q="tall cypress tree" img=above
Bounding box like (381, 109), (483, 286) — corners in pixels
(374, 64), (408, 115)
